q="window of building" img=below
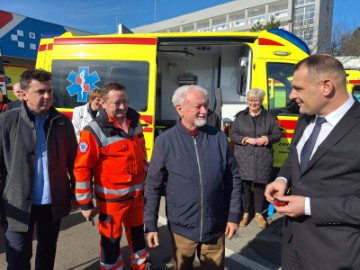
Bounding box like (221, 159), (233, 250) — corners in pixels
(247, 6), (266, 24)
(293, 4), (315, 44)
(229, 12), (246, 29)
(212, 18), (227, 31)
(295, 0), (315, 6)
(229, 18), (246, 28)
(183, 25), (194, 32)
(197, 21), (211, 32)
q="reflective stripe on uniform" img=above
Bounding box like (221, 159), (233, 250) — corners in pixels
(131, 248), (148, 267)
(133, 122), (143, 135)
(76, 192), (93, 201)
(100, 254), (124, 270)
(95, 183), (144, 196)
(88, 121), (127, 147)
(76, 180), (93, 202)
(76, 181), (91, 189)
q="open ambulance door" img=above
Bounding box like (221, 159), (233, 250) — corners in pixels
(265, 61), (299, 169)
(45, 34), (158, 159)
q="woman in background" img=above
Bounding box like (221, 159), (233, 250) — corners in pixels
(72, 89), (102, 142)
(230, 88), (280, 228)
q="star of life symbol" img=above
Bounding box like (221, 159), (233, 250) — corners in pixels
(79, 141), (89, 153)
(66, 67), (100, 102)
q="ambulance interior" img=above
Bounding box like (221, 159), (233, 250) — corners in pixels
(155, 39), (251, 131)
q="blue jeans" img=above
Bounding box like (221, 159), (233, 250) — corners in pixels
(4, 204), (61, 270)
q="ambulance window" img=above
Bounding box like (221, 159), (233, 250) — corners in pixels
(353, 85), (360, 102)
(51, 60), (149, 112)
(266, 62), (298, 115)
(110, 66), (148, 111)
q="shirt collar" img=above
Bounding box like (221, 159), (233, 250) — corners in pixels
(318, 94), (354, 127)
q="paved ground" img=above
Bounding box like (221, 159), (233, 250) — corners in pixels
(0, 198), (283, 269)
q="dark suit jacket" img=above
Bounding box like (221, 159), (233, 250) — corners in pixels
(279, 101), (360, 270)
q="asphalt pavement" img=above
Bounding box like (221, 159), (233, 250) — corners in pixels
(0, 198), (283, 269)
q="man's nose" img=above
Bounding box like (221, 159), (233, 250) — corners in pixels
(200, 106), (207, 114)
(44, 91), (52, 99)
(289, 89), (296, 100)
(119, 103), (126, 109)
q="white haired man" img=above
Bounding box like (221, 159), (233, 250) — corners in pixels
(144, 85), (242, 270)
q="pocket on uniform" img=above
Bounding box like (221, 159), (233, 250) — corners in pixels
(98, 212), (113, 238)
(102, 141), (129, 157)
(99, 212), (112, 223)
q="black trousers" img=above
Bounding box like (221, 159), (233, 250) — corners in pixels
(242, 180), (266, 214)
(4, 204), (61, 270)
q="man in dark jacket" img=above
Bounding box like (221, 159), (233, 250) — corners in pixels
(144, 85), (241, 270)
(0, 69), (78, 269)
(4, 82), (24, 111)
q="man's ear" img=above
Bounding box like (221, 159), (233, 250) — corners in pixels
(23, 91), (28, 101)
(322, 78), (334, 97)
(176, 104), (183, 117)
(100, 98), (106, 108)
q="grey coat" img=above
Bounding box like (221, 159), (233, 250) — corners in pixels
(230, 107), (281, 184)
(0, 104), (78, 232)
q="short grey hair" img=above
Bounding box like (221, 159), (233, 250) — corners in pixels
(171, 85), (209, 107)
(246, 88), (265, 101)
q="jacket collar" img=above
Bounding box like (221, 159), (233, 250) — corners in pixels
(235, 105), (265, 117)
(176, 120), (208, 136)
(97, 107), (140, 128)
(20, 102), (60, 122)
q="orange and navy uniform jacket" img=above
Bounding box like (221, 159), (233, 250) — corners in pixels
(74, 107), (147, 210)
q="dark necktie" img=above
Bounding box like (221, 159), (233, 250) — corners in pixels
(300, 117), (326, 173)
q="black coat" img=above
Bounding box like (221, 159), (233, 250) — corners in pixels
(230, 107), (281, 184)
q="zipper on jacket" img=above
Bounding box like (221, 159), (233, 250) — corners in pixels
(193, 137), (204, 242)
(171, 184), (175, 218)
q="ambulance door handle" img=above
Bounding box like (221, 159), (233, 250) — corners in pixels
(141, 123), (149, 127)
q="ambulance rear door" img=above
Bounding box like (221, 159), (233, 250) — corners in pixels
(49, 34), (158, 158)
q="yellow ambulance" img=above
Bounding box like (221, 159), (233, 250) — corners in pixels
(3, 64), (31, 100)
(35, 29), (310, 166)
(346, 69), (360, 100)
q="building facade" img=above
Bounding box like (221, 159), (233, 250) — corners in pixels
(130, 0), (334, 53)
(0, 10), (92, 92)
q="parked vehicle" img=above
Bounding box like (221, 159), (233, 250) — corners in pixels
(36, 29), (310, 166)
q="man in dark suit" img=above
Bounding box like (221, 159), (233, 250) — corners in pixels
(265, 54), (360, 270)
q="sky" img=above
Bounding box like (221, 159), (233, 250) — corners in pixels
(0, 0), (359, 34)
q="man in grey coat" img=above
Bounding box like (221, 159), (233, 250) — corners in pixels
(0, 69), (78, 269)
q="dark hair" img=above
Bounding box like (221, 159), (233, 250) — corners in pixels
(88, 88), (102, 102)
(294, 54), (346, 84)
(100, 82), (127, 101)
(20, 69), (52, 91)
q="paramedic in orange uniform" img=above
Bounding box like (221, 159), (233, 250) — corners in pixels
(74, 82), (152, 270)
